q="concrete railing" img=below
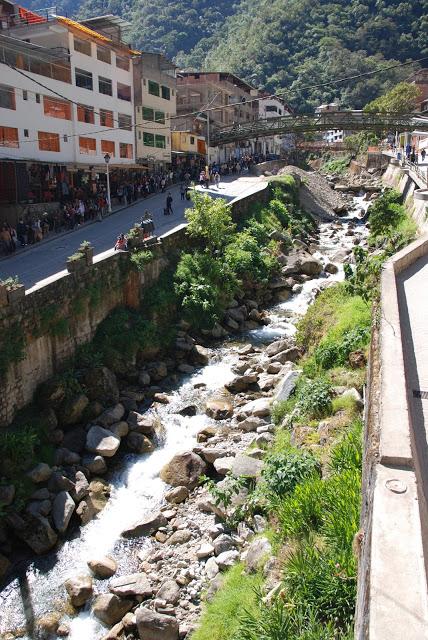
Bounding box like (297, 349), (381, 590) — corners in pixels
(356, 234), (428, 640)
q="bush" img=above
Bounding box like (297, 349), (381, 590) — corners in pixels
(271, 399), (294, 426)
(130, 249), (154, 271)
(0, 426), (39, 473)
(225, 231), (279, 284)
(295, 377), (333, 419)
(314, 326), (370, 370)
(186, 191), (236, 250)
(368, 189), (404, 237)
(262, 451), (320, 498)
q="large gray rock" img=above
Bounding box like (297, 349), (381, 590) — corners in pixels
(156, 580), (181, 604)
(213, 534), (235, 556)
(225, 374), (258, 393)
(273, 370), (300, 403)
(86, 425), (120, 458)
(6, 513), (58, 554)
(244, 537), (272, 573)
(109, 421), (129, 438)
(57, 394), (89, 426)
(97, 404), (125, 428)
(240, 398), (271, 417)
(72, 471), (89, 502)
(300, 257), (323, 276)
(127, 412), (157, 435)
(126, 432), (154, 453)
(136, 606), (179, 640)
(205, 399), (233, 420)
(232, 454), (263, 478)
(52, 491), (75, 533)
(87, 556), (117, 579)
(167, 529), (192, 545)
(266, 339), (290, 357)
(213, 457), (234, 475)
(122, 511), (167, 538)
(84, 367), (119, 406)
(160, 452), (206, 489)
(109, 572), (153, 598)
(216, 550), (240, 570)
(82, 454), (107, 475)
(92, 593), (133, 626)
(273, 347), (301, 364)
(64, 574), (93, 607)
(164, 486), (189, 504)
(27, 463), (52, 483)
(192, 344), (211, 365)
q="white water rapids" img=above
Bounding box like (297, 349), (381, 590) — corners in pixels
(0, 203), (369, 640)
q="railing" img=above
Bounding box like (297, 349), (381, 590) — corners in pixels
(405, 159), (428, 186)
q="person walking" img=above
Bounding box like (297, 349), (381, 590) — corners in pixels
(165, 192), (173, 215)
(214, 171), (220, 189)
(180, 183), (186, 200)
(421, 148), (426, 163)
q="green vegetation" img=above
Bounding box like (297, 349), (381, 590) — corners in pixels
(130, 249), (154, 272)
(345, 132), (379, 156)
(262, 450), (320, 498)
(0, 323), (26, 378)
(35, 303), (70, 338)
(321, 155), (351, 175)
(364, 82), (422, 114)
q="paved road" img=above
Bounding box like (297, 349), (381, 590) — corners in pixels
(0, 175), (264, 291)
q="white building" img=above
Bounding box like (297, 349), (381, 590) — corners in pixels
(315, 102), (347, 145)
(257, 95), (292, 157)
(0, 5), (136, 206)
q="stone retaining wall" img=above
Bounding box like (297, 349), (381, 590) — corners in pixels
(382, 159), (428, 232)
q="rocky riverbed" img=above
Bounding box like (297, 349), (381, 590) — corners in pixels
(0, 201), (369, 640)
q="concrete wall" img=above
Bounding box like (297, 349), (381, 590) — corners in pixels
(382, 160), (428, 232)
(355, 235), (428, 639)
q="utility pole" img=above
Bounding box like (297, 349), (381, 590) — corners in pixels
(104, 153), (112, 214)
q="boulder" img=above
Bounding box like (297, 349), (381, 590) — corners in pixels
(109, 572), (153, 598)
(273, 347), (301, 364)
(244, 537), (272, 573)
(97, 404), (125, 428)
(205, 399), (233, 420)
(205, 556), (219, 579)
(238, 417), (264, 433)
(27, 462), (52, 484)
(86, 425), (120, 458)
(109, 421), (129, 438)
(200, 448), (229, 464)
(225, 374), (258, 393)
(324, 262), (338, 274)
(178, 405), (197, 417)
(64, 574), (93, 607)
(192, 345), (211, 365)
(213, 534), (235, 555)
(128, 412), (156, 435)
(300, 257), (323, 276)
(0, 484), (15, 506)
(88, 556), (117, 579)
(57, 394), (89, 426)
(126, 432), (154, 454)
(72, 471), (89, 502)
(76, 479), (110, 525)
(167, 529), (192, 545)
(240, 398), (271, 417)
(92, 593), (133, 626)
(52, 491), (75, 533)
(164, 486), (189, 504)
(156, 580), (181, 605)
(213, 457), (234, 475)
(216, 550), (240, 570)
(82, 454), (107, 475)
(84, 367), (119, 406)
(197, 543), (214, 559)
(232, 454), (263, 478)
(273, 369), (300, 403)
(160, 452), (206, 489)
(122, 511), (167, 538)
(6, 513), (58, 554)
(136, 606), (179, 640)
(48, 471), (75, 494)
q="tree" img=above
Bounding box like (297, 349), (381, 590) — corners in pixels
(185, 192), (236, 250)
(363, 82), (422, 114)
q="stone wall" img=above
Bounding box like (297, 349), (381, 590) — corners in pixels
(0, 187), (270, 427)
(382, 158), (428, 232)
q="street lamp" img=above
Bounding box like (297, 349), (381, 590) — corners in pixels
(104, 153), (112, 214)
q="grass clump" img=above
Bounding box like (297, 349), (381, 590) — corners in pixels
(262, 450), (320, 498)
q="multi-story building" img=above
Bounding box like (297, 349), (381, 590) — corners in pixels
(133, 52), (176, 171)
(316, 102), (350, 145)
(257, 94), (293, 157)
(0, 3), (136, 209)
(175, 72), (259, 163)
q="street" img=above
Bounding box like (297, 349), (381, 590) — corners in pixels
(0, 175), (265, 291)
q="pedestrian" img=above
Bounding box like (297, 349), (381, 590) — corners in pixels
(180, 183), (186, 200)
(214, 171), (220, 189)
(421, 149), (426, 163)
(17, 219), (27, 246)
(165, 192), (173, 215)
(114, 233), (127, 251)
(141, 210), (155, 238)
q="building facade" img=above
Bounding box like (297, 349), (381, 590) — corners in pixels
(175, 72), (259, 163)
(133, 52), (177, 170)
(257, 95), (292, 157)
(0, 3), (136, 207)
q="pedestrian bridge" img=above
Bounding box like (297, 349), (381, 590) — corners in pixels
(210, 111), (428, 145)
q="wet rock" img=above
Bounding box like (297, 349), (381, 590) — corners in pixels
(178, 404), (197, 417)
(165, 486), (189, 504)
(84, 367), (119, 406)
(88, 556), (117, 579)
(82, 454), (107, 475)
(156, 580), (181, 604)
(126, 432), (155, 453)
(205, 399), (233, 420)
(57, 623), (70, 637)
(128, 412), (156, 435)
(160, 452), (207, 489)
(122, 511), (167, 538)
(154, 393), (172, 404)
(225, 374), (258, 393)
(76, 479), (110, 525)
(232, 454), (263, 478)
(167, 530), (192, 545)
(244, 537), (272, 573)
(92, 593), (133, 626)
(65, 574), (93, 607)
(216, 550), (239, 570)
(136, 606), (179, 640)
(324, 262), (338, 274)
(57, 393), (89, 426)
(86, 425), (120, 458)
(36, 612), (61, 636)
(213, 457), (234, 475)
(192, 345), (211, 365)
(110, 572), (153, 598)
(0, 484), (15, 506)
(72, 471), (89, 502)
(52, 491), (75, 533)
(27, 462), (52, 483)
(97, 404), (125, 428)
(300, 257), (323, 276)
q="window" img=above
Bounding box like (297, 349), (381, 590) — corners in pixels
(155, 134), (166, 148)
(142, 107), (154, 121)
(148, 80), (159, 97)
(0, 85), (16, 110)
(75, 68), (93, 90)
(77, 104), (95, 124)
(155, 110), (165, 124)
(23, 90), (28, 101)
(190, 136), (195, 144)
(79, 136), (96, 155)
(43, 96), (72, 120)
(24, 129), (28, 137)
(97, 46), (111, 64)
(99, 76), (112, 96)
(119, 142), (132, 159)
(266, 105), (278, 113)
(117, 82), (131, 101)
(35, 93), (40, 103)
(74, 37), (91, 56)
(38, 131), (60, 152)
(118, 113), (132, 130)
(100, 109), (114, 127)
(138, 131), (141, 139)
(161, 85), (170, 100)
(63, 135), (68, 142)
(116, 55), (129, 71)
(0, 126), (19, 147)
(143, 132), (154, 147)
(101, 139), (115, 156)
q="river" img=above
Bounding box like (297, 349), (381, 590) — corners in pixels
(0, 202), (369, 640)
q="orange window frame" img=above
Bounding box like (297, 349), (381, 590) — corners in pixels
(38, 131), (60, 152)
(79, 136), (96, 154)
(43, 96), (72, 120)
(119, 142), (132, 159)
(0, 126), (19, 147)
(101, 139), (115, 156)
(100, 109), (114, 127)
(77, 104), (95, 124)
